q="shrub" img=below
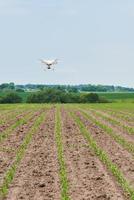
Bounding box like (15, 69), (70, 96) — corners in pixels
(15, 89), (25, 92)
(80, 93), (100, 103)
(98, 96), (110, 103)
(26, 90), (105, 104)
(26, 89), (62, 103)
(0, 92), (22, 104)
(26, 89), (80, 103)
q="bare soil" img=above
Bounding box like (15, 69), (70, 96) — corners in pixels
(94, 109), (134, 127)
(0, 111), (42, 186)
(61, 108), (126, 200)
(88, 110), (134, 143)
(0, 111), (31, 133)
(5, 108), (60, 200)
(76, 111), (134, 188)
(1, 106), (133, 200)
(103, 109), (134, 126)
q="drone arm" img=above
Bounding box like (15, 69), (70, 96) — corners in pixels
(39, 59), (47, 65)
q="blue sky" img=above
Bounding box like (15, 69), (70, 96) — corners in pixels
(0, 0), (133, 87)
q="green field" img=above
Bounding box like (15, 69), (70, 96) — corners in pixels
(98, 92), (134, 101)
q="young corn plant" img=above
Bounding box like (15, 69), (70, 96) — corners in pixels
(0, 112), (46, 198)
(55, 106), (70, 200)
(91, 109), (134, 135)
(0, 111), (36, 143)
(79, 110), (134, 156)
(70, 111), (134, 200)
(105, 110), (134, 122)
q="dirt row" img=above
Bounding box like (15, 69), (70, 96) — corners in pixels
(0, 110), (43, 187)
(114, 110), (134, 117)
(87, 110), (134, 143)
(0, 110), (31, 133)
(5, 108), (60, 200)
(1, 107), (132, 200)
(76, 110), (134, 188)
(61, 109), (126, 200)
(91, 109), (134, 129)
(0, 110), (14, 120)
(103, 110), (134, 126)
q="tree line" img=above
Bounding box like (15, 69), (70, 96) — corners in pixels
(0, 83), (134, 92)
(0, 89), (109, 104)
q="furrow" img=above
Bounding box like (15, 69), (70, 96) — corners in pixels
(69, 110), (134, 200)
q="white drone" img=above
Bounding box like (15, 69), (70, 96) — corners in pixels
(39, 59), (58, 70)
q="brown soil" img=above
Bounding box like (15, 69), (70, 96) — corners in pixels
(88, 110), (134, 143)
(0, 111), (42, 186)
(0, 111), (31, 133)
(104, 109), (134, 126)
(92, 109), (134, 128)
(61, 108), (126, 200)
(0, 110), (13, 121)
(116, 110), (134, 117)
(5, 108), (60, 200)
(76, 111), (134, 188)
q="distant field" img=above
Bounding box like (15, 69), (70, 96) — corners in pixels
(97, 92), (134, 101)
(0, 103), (134, 199)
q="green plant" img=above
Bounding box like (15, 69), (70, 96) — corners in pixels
(80, 110), (134, 156)
(0, 112), (45, 198)
(70, 111), (134, 199)
(91, 109), (134, 134)
(55, 106), (70, 200)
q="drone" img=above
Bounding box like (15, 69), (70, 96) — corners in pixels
(39, 59), (58, 70)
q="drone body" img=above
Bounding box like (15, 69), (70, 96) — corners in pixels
(40, 59), (58, 70)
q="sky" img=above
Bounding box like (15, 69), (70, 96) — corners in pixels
(0, 0), (134, 87)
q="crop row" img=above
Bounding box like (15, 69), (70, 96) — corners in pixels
(0, 105), (133, 199)
(0, 111), (35, 143)
(68, 109), (134, 199)
(0, 111), (46, 198)
(89, 109), (134, 135)
(79, 109), (134, 156)
(54, 106), (134, 199)
(103, 109), (134, 122)
(55, 106), (70, 200)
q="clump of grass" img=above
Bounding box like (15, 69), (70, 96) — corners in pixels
(55, 106), (70, 200)
(70, 111), (134, 200)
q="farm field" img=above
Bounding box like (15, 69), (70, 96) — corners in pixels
(0, 103), (134, 200)
(98, 92), (134, 101)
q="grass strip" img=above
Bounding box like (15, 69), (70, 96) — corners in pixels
(80, 110), (134, 156)
(0, 111), (46, 198)
(69, 111), (134, 200)
(55, 106), (70, 200)
(91, 109), (134, 135)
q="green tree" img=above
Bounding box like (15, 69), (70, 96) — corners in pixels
(0, 92), (22, 103)
(80, 93), (99, 103)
